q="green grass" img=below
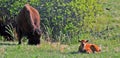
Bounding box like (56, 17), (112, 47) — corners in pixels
(0, 0), (120, 58)
(0, 39), (120, 58)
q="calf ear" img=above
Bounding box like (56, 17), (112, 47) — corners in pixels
(78, 40), (81, 42)
(86, 40), (89, 42)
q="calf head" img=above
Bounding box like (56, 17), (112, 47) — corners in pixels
(78, 40), (89, 48)
(78, 40), (89, 53)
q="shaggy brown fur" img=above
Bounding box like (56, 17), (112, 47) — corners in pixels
(16, 4), (41, 45)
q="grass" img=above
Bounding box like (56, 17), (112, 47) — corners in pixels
(0, 39), (120, 58)
(0, 0), (120, 58)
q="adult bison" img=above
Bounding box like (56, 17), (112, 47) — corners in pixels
(16, 4), (41, 45)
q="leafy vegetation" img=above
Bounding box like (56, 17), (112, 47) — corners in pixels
(0, 0), (110, 44)
(0, 0), (119, 44)
(0, 0), (120, 58)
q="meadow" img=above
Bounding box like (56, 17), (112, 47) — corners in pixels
(0, 39), (120, 58)
(0, 0), (120, 58)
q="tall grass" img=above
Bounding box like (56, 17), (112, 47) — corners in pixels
(5, 23), (15, 40)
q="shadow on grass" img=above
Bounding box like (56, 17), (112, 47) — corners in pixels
(69, 51), (87, 54)
(70, 51), (80, 54)
(0, 42), (17, 46)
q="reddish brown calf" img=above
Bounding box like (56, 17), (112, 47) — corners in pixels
(78, 40), (101, 54)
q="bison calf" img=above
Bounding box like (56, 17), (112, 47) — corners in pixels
(78, 40), (101, 54)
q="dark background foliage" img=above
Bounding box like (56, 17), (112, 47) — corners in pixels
(0, 0), (119, 44)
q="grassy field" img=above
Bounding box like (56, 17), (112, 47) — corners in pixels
(0, 39), (120, 58)
(0, 0), (120, 58)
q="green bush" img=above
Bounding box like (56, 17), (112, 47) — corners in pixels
(39, 0), (103, 44)
(1, 0), (114, 44)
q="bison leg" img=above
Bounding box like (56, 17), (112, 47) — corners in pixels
(18, 35), (22, 44)
(16, 27), (22, 44)
(17, 31), (22, 44)
(28, 38), (34, 45)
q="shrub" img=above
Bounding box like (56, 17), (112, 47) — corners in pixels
(0, 0), (108, 44)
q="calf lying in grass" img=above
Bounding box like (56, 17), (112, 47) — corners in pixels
(78, 40), (101, 54)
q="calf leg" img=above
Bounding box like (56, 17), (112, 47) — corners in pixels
(86, 49), (93, 54)
(78, 46), (86, 53)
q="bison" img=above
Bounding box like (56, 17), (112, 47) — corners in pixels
(78, 40), (101, 54)
(16, 4), (41, 45)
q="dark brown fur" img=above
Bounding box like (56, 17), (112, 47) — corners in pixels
(16, 4), (41, 45)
